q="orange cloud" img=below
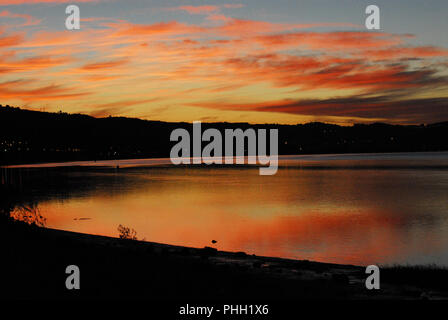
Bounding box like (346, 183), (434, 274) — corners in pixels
(82, 74), (119, 82)
(221, 53), (424, 91)
(80, 59), (128, 71)
(213, 19), (360, 37)
(0, 55), (72, 73)
(362, 46), (448, 60)
(0, 10), (41, 26)
(165, 4), (245, 15)
(105, 21), (206, 38)
(222, 4), (245, 9)
(0, 32), (23, 48)
(191, 94), (448, 124)
(87, 98), (161, 117)
(0, 80), (89, 101)
(174, 5), (219, 14)
(255, 31), (406, 51)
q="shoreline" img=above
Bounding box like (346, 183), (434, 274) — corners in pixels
(2, 220), (448, 300)
(3, 150), (448, 169)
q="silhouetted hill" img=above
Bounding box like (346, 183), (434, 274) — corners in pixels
(1, 104), (448, 165)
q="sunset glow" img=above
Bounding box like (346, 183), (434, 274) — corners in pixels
(1, 0), (448, 124)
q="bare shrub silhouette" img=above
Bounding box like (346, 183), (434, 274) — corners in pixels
(10, 203), (46, 227)
(117, 224), (138, 240)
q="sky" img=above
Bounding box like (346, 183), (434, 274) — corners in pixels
(0, 0), (447, 125)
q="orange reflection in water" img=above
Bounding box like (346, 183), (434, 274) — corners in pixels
(8, 160), (448, 265)
(34, 166), (448, 266)
(40, 200), (445, 266)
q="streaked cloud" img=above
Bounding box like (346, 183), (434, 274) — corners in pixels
(165, 3), (245, 15)
(0, 1), (447, 124)
(0, 9), (41, 26)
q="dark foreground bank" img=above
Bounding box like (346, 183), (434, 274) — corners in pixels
(1, 219), (448, 301)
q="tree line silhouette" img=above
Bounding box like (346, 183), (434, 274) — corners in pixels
(1, 104), (448, 165)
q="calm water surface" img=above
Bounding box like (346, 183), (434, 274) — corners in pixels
(3, 152), (448, 266)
